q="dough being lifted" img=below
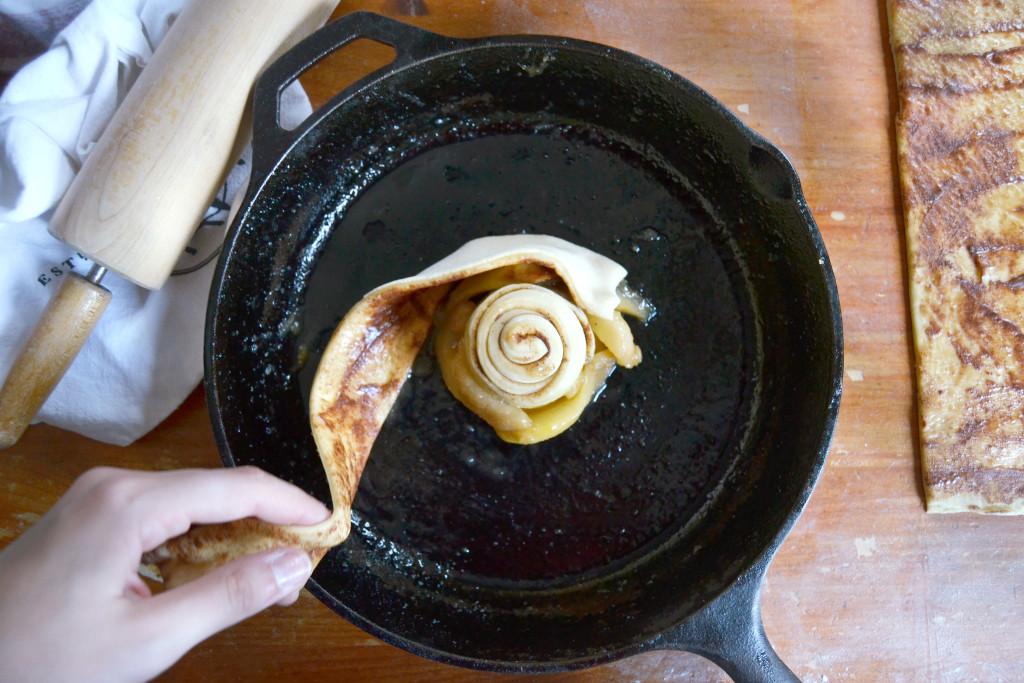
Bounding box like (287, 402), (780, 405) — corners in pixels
(890, 0), (1024, 513)
(145, 235), (647, 586)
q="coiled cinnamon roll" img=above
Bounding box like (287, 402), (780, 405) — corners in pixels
(145, 235), (649, 588)
(434, 258), (644, 443)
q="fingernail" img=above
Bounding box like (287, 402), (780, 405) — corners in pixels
(270, 549), (312, 593)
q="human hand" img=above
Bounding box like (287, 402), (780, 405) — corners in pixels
(0, 466), (330, 683)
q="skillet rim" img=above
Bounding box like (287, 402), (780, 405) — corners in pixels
(204, 12), (844, 672)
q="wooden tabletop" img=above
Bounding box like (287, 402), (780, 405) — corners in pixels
(3, 1), (1022, 681)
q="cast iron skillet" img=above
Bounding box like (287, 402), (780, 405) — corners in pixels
(206, 12), (842, 681)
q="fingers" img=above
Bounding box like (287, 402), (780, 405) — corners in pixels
(135, 547), (313, 672)
(0, 467), (324, 683)
(153, 467), (331, 527)
(63, 467), (330, 552)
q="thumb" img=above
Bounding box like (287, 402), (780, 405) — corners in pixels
(141, 548), (312, 664)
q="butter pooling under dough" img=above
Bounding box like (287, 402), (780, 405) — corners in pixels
(433, 261), (643, 444)
(145, 234), (646, 587)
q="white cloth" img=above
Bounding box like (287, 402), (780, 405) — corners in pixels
(0, 0), (312, 445)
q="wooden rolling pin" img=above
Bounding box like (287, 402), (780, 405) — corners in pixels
(0, 0), (334, 449)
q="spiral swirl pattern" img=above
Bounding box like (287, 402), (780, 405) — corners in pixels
(150, 236), (646, 586)
(466, 284), (595, 409)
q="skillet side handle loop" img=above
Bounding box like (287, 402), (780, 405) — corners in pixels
(658, 556), (801, 683)
(251, 11), (454, 175)
(747, 140), (798, 203)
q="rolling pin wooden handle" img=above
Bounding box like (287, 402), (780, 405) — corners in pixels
(0, 1), (332, 447)
(0, 271), (111, 449)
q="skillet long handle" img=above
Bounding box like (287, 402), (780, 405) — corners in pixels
(0, 272), (110, 448)
(656, 555), (801, 683)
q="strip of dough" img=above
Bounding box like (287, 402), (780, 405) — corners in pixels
(890, 0), (1024, 513)
(144, 235), (638, 585)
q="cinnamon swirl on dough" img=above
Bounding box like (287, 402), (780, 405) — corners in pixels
(891, 0), (1024, 513)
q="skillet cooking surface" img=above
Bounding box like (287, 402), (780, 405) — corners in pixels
(208, 18), (840, 669)
(299, 127), (757, 584)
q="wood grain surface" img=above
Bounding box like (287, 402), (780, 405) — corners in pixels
(3, 1), (1022, 681)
